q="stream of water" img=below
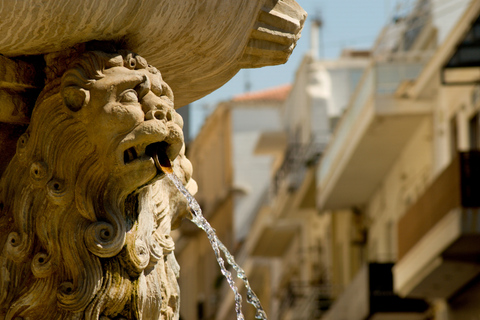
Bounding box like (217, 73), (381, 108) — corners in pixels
(166, 172), (268, 320)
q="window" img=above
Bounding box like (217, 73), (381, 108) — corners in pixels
(450, 114), (458, 157)
(197, 300), (205, 320)
(469, 112), (480, 149)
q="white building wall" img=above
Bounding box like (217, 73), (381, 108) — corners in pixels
(232, 106), (282, 241)
(328, 67), (364, 117)
(284, 56), (368, 148)
(311, 97), (330, 146)
(432, 0), (471, 45)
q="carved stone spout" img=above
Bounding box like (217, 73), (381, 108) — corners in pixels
(0, 1), (306, 319)
(0, 50), (196, 319)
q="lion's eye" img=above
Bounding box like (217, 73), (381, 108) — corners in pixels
(119, 90), (139, 103)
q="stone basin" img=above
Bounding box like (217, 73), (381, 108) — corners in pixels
(0, 0), (306, 107)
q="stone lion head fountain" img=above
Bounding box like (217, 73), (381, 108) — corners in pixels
(0, 49), (196, 319)
(0, 1), (306, 319)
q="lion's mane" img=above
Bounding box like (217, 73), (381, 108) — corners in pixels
(0, 51), (180, 320)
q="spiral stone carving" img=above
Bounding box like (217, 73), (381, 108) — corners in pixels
(30, 162), (48, 183)
(149, 233), (166, 264)
(0, 50), (194, 319)
(122, 236), (151, 276)
(15, 132), (29, 164)
(85, 221), (125, 258)
(5, 231), (32, 263)
(31, 252), (55, 278)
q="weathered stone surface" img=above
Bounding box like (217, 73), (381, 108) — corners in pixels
(0, 0), (306, 107)
(0, 123), (28, 176)
(0, 55), (42, 124)
(0, 51), (196, 319)
(0, 1), (306, 318)
(240, 0), (306, 68)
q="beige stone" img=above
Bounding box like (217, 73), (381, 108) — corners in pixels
(0, 0), (306, 107)
(0, 55), (41, 124)
(0, 51), (196, 319)
(0, 1), (306, 318)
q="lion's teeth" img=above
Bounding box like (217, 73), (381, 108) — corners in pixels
(134, 145), (143, 157)
(123, 147), (138, 164)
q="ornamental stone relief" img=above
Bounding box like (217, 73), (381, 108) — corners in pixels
(0, 50), (197, 320)
(0, 1), (306, 319)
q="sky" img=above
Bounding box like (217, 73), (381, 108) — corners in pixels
(190, 0), (402, 137)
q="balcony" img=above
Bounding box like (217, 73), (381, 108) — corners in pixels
(250, 224), (297, 258)
(278, 284), (333, 320)
(272, 141), (324, 196)
(442, 15), (480, 85)
(394, 151), (480, 299)
(323, 263), (429, 320)
(317, 61), (432, 210)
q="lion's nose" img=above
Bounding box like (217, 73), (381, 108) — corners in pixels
(141, 91), (174, 121)
(145, 109), (173, 121)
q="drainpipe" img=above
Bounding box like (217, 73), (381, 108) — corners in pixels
(310, 17), (323, 59)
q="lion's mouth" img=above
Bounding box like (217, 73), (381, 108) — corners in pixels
(123, 141), (170, 167)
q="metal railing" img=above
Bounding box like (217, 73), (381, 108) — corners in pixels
(277, 283), (334, 320)
(271, 141), (325, 197)
(317, 60), (426, 188)
(398, 151), (480, 259)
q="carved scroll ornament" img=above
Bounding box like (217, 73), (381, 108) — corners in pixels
(0, 51), (197, 320)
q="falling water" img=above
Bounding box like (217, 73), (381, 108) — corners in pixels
(166, 171), (268, 320)
(150, 144), (267, 319)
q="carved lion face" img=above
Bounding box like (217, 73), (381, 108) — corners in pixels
(63, 53), (185, 193)
(0, 51), (195, 320)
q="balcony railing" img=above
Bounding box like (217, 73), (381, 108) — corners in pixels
(398, 151), (480, 259)
(278, 283), (333, 320)
(271, 141), (325, 196)
(323, 264), (429, 320)
(318, 61), (426, 185)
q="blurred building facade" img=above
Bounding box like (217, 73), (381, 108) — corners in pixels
(317, 0), (480, 319)
(176, 48), (369, 320)
(174, 104), (234, 320)
(175, 85), (289, 320)
(234, 48), (370, 320)
(176, 0), (480, 319)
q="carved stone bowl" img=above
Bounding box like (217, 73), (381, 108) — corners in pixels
(0, 0), (306, 107)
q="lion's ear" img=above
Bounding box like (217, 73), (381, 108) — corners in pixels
(62, 86), (90, 112)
